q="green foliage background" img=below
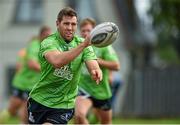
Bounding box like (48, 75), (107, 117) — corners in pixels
(149, 0), (180, 64)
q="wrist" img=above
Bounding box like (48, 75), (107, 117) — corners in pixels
(97, 58), (102, 63)
(80, 41), (89, 48)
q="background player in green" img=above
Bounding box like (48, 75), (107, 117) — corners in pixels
(16, 26), (51, 92)
(28, 7), (102, 124)
(75, 18), (120, 124)
(0, 26), (51, 124)
(0, 48), (26, 124)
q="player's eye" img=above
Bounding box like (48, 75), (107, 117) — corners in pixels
(71, 23), (77, 26)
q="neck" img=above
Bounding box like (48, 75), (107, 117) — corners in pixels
(65, 40), (71, 44)
(57, 31), (73, 43)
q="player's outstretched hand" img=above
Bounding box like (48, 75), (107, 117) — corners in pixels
(91, 69), (102, 84)
(83, 35), (92, 47)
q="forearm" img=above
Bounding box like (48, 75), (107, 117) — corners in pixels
(50, 42), (87, 68)
(85, 60), (102, 83)
(97, 59), (120, 71)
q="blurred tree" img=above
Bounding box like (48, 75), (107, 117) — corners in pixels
(149, 0), (180, 62)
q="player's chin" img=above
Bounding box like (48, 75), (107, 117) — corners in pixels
(65, 36), (73, 41)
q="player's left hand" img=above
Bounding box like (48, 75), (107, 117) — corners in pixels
(91, 69), (102, 84)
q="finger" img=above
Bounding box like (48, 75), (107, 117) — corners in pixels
(96, 79), (100, 84)
(96, 70), (102, 81)
(85, 35), (91, 45)
(91, 70), (96, 76)
(100, 72), (102, 81)
(85, 35), (90, 42)
(95, 70), (102, 84)
(91, 70), (97, 80)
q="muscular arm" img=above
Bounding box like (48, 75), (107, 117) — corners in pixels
(45, 40), (90, 68)
(85, 60), (102, 84)
(97, 58), (120, 71)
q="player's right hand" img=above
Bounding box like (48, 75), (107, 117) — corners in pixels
(83, 35), (91, 47)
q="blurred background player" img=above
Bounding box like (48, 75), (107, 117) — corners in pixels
(0, 48), (27, 123)
(75, 18), (120, 124)
(0, 26), (51, 124)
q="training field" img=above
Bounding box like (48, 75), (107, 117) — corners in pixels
(4, 117), (180, 124)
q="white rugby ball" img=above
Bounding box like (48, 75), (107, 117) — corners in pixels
(90, 22), (119, 48)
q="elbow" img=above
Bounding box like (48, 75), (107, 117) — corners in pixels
(51, 60), (65, 68)
(52, 62), (62, 68)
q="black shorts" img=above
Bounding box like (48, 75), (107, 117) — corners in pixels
(12, 87), (30, 100)
(27, 98), (74, 124)
(78, 88), (112, 111)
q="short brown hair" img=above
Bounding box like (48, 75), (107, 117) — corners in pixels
(80, 18), (96, 28)
(39, 26), (50, 35)
(57, 7), (77, 21)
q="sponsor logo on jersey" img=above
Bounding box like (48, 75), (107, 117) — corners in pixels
(53, 65), (73, 80)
